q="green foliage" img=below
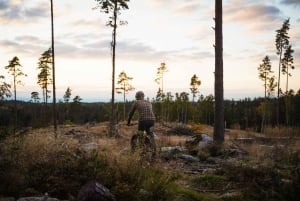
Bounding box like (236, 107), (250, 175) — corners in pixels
(116, 71), (134, 120)
(5, 56), (27, 88)
(169, 184), (215, 201)
(1, 92), (300, 131)
(63, 87), (72, 103)
(155, 62), (168, 88)
(0, 130), (220, 201)
(190, 74), (201, 103)
(37, 49), (52, 104)
(113, 163), (178, 201)
(258, 55), (276, 98)
(0, 75), (11, 102)
(169, 125), (194, 136)
(221, 158), (300, 201)
(191, 174), (227, 189)
(0, 139), (113, 199)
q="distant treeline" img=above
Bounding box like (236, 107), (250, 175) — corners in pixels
(1, 92), (300, 135)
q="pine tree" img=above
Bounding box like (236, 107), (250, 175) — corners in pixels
(0, 75), (11, 102)
(50, 0), (57, 135)
(275, 18), (290, 125)
(4, 56), (27, 131)
(63, 87), (72, 121)
(116, 71), (134, 121)
(258, 56), (274, 132)
(30, 92), (40, 103)
(155, 62), (168, 99)
(282, 45), (294, 95)
(94, 0), (130, 136)
(190, 74), (201, 104)
(63, 87), (72, 103)
(282, 45), (294, 125)
(37, 49), (52, 104)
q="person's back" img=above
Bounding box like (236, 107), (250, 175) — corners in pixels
(128, 99), (155, 122)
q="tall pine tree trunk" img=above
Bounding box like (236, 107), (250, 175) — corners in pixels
(109, 1), (118, 136)
(123, 86), (126, 121)
(261, 73), (267, 133)
(50, 0), (57, 137)
(285, 66), (289, 126)
(213, 0), (224, 143)
(14, 70), (17, 134)
(277, 51), (282, 126)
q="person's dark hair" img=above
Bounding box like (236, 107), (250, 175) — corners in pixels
(135, 91), (144, 100)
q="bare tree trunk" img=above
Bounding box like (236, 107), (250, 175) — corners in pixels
(213, 0), (224, 143)
(50, 0), (57, 137)
(276, 48), (282, 126)
(285, 67), (289, 126)
(261, 73), (267, 133)
(109, 1), (118, 137)
(123, 86), (126, 121)
(14, 71), (17, 134)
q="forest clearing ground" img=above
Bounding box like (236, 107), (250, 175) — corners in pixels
(7, 122), (298, 200)
(48, 122), (299, 170)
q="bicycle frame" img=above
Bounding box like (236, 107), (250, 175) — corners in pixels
(131, 130), (151, 152)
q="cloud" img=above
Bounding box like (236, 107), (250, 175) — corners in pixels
(115, 40), (165, 61)
(174, 2), (202, 15)
(224, 1), (282, 31)
(0, 0), (9, 9)
(0, 37), (43, 56)
(0, 0), (48, 24)
(280, 0), (300, 7)
(148, 0), (174, 7)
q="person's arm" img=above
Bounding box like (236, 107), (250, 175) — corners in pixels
(127, 102), (136, 125)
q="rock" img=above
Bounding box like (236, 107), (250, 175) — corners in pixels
(227, 148), (248, 157)
(199, 134), (213, 148)
(17, 194), (59, 201)
(160, 146), (186, 153)
(219, 191), (242, 199)
(178, 154), (199, 162)
(0, 197), (15, 201)
(81, 142), (99, 151)
(160, 146), (186, 161)
(186, 135), (202, 146)
(77, 180), (116, 201)
(206, 157), (223, 164)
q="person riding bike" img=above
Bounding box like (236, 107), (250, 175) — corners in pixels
(127, 91), (156, 155)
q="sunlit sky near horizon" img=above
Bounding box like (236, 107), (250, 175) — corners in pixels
(0, 0), (300, 102)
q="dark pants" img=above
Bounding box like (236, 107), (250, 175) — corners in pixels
(131, 120), (156, 154)
(138, 120), (155, 135)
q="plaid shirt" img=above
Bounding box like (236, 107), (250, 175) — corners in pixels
(128, 100), (155, 121)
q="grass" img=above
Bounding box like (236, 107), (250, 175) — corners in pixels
(0, 123), (299, 201)
(264, 126), (300, 137)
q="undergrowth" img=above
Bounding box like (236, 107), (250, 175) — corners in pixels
(0, 130), (206, 201)
(0, 125), (299, 201)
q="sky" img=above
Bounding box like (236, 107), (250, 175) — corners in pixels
(0, 0), (300, 102)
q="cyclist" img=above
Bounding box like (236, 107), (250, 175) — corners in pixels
(127, 91), (156, 155)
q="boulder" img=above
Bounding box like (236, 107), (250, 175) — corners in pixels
(77, 180), (116, 201)
(199, 134), (213, 148)
(81, 142), (99, 151)
(17, 194), (59, 201)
